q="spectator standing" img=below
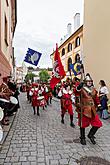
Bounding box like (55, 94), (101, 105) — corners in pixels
(99, 80), (109, 119)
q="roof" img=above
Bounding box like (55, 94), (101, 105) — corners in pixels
(50, 25), (83, 56)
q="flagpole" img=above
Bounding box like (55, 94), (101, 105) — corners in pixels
(69, 69), (72, 82)
(80, 43), (85, 81)
(79, 43), (85, 128)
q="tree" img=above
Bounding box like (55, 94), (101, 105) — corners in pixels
(39, 70), (50, 83)
(25, 72), (36, 83)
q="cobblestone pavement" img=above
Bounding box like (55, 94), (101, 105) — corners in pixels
(0, 93), (110, 165)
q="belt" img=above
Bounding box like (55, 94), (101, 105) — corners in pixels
(82, 102), (94, 106)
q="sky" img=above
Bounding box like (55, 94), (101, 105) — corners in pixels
(13, 0), (84, 68)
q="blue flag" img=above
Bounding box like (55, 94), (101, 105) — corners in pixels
(69, 61), (82, 76)
(24, 48), (42, 66)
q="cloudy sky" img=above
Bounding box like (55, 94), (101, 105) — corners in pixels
(13, 0), (84, 68)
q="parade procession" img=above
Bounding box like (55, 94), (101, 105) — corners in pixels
(1, 0), (110, 165)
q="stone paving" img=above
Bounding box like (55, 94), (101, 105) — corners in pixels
(0, 93), (110, 165)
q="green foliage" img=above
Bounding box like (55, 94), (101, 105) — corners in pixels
(25, 72), (36, 83)
(39, 70), (50, 83)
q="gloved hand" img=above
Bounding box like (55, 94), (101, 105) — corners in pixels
(97, 105), (103, 111)
(77, 82), (84, 91)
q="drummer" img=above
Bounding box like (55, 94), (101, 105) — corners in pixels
(38, 85), (46, 110)
(30, 83), (40, 116)
(47, 85), (53, 105)
(0, 77), (14, 125)
(42, 83), (49, 108)
(26, 82), (31, 102)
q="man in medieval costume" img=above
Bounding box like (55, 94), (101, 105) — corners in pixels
(29, 83), (40, 116)
(58, 83), (75, 128)
(75, 75), (102, 145)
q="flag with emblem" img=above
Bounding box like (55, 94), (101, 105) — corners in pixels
(69, 61), (82, 76)
(50, 44), (66, 89)
(24, 48), (42, 66)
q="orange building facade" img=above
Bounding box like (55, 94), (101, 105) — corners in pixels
(0, 0), (17, 83)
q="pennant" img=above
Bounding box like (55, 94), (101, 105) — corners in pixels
(24, 48), (42, 66)
(50, 44), (66, 89)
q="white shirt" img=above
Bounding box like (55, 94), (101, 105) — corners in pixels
(29, 88), (38, 96)
(58, 88), (75, 103)
(99, 86), (109, 95)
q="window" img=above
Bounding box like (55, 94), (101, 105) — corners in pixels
(68, 43), (72, 52)
(68, 57), (72, 71)
(75, 37), (80, 47)
(75, 54), (80, 63)
(62, 48), (65, 56)
(4, 15), (8, 46)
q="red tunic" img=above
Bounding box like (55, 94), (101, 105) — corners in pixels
(74, 86), (102, 128)
(42, 89), (49, 101)
(61, 93), (73, 115)
(31, 89), (39, 107)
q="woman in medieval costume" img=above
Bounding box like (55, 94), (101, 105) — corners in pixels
(99, 80), (109, 119)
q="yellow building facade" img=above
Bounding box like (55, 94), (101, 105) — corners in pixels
(83, 0), (110, 91)
(51, 26), (83, 80)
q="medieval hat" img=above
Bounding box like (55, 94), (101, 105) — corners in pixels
(85, 75), (93, 82)
(32, 83), (38, 87)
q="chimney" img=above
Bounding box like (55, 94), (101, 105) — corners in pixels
(74, 13), (80, 31)
(67, 23), (72, 36)
(60, 38), (63, 44)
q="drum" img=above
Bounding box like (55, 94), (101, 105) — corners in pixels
(0, 125), (3, 142)
(10, 96), (18, 105)
(0, 107), (4, 121)
(0, 98), (9, 103)
(37, 96), (44, 100)
(37, 96), (46, 107)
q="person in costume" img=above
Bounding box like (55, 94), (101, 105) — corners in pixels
(38, 84), (46, 109)
(46, 85), (53, 105)
(58, 84), (75, 128)
(0, 77), (14, 125)
(26, 82), (31, 102)
(75, 75), (102, 145)
(99, 80), (109, 119)
(42, 84), (49, 107)
(29, 83), (40, 116)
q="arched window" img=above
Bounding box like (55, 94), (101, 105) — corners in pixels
(75, 37), (80, 47)
(62, 48), (65, 56)
(68, 57), (72, 71)
(75, 53), (80, 63)
(68, 43), (72, 52)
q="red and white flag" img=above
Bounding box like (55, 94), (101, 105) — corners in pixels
(50, 44), (66, 89)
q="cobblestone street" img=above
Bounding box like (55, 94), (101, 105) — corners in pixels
(0, 93), (110, 165)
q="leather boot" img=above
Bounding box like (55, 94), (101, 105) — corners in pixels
(70, 115), (75, 128)
(47, 100), (49, 105)
(80, 127), (86, 145)
(61, 114), (64, 124)
(50, 98), (52, 104)
(88, 126), (99, 144)
(33, 107), (36, 115)
(37, 106), (40, 116)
